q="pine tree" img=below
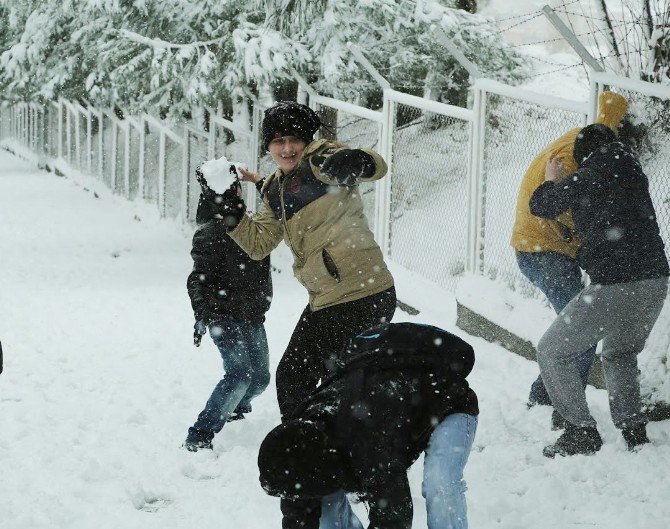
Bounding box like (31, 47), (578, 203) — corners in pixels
(0, 0), (527, 117)
(260, 0), (528, 107)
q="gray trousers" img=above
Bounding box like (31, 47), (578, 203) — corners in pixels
(536, 277), (668, 429)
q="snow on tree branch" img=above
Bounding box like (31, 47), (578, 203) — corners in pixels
(116, 29), (227, 51)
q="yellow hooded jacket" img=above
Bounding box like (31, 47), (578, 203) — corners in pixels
(510, 91), (629, 257)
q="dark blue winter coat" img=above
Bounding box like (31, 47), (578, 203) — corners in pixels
(280, 323), (479, 529)
(530, 141), (669, 284)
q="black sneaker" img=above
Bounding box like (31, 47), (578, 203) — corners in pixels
(183, 438), (213, 452)
(551, 410), (568, 431)
(227, 404), (252, 423)
(543, 423), (603, 458)
(622, 425), (649, 451)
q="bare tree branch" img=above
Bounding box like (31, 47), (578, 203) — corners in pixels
(598, 0), (624, 65)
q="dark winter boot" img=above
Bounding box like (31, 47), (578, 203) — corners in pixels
(227, 404), (252, 423)
(183, 438), (213, 452)
(622, 425), (649, 451)
(551, 410), (568, 431)
(183, 427), (214, 452)
(543, 423), (603, 458)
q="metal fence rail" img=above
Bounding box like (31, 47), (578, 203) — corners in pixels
(1, 71), (670, 300)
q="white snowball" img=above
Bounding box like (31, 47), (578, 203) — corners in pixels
(200, 155), (247, 193)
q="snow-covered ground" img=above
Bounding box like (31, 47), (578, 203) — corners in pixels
(2, 149), (670, 529)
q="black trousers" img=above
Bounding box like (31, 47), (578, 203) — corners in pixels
(276, 287), (396, 419)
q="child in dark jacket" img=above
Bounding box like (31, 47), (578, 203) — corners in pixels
(184, 177), (273, 452)
(258, 322), (479, 529)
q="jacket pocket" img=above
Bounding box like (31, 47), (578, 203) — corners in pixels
(322, 248), (341, 283)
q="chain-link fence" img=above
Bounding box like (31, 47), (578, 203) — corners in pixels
(388, 97), (472, 291)
(479, 88), (588, 298)
(597, 82), (670, 258)
(3, 74), (669, 302)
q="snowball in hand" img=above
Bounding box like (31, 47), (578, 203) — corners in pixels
(200, 156), (247, 193)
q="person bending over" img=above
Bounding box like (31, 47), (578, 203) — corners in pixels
(258, 322), (479, 529)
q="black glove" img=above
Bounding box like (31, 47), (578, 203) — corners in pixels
(196, 188), (246, 228)
(316, 149), (375, 186)
(217, 189), (246, 229)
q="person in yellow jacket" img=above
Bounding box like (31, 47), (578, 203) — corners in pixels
(510, 91), (629, 414)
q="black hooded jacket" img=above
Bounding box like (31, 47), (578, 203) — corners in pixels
(530, 141), (669, 284)
(186, 197), (272, 324)
(280, 323), (479, 529)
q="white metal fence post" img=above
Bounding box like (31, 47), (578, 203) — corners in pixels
(74, 106), (82, 168)
(182, 127), (190, 221)
(32, 105), (37, 152)
(207, 110), (215, 160)
(470, 82), (487, 276)
(26, 105), (30, 147)
(587, 71), (600, 124)
(158, 131), (166, 217)
(97, 109), (104, 178)
(29, 105), (34, 150)
(376, 89), (393, 258)
(138, 116), (145, 199)
(111, 119), (118, 189)
(65, 104), (72, 163)
(57, 100), (64, 160)
(250, 103), (261, 174)
(19, 105), (24, 146)
(124, 125), (131, 197)
(466, 84), (482, 274)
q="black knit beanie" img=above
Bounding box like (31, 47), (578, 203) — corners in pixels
(258, 419), (342, 499)
(262, 102), (322, 150)
(573, 123), (617, 165)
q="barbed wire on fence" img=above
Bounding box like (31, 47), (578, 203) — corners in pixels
(554, 9), (646, 25)
(507, 17), (640, 49)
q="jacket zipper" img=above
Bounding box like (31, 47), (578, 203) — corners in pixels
(279, 173), (301, 261)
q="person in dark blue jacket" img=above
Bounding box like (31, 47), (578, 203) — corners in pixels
(183, 176), (272, 452)
(530, 124), (669, 457)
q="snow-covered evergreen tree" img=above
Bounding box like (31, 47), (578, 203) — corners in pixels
(260, 0), (529, 107)
(0, 0), (527, 116)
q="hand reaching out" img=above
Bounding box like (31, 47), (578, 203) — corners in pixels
(238, 167), (262, 184)
(545, 157), (567, 183)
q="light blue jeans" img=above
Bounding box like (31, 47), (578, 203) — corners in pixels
(320, 491), (364, 529)
(423, 413), (478, 529)
(319, 413), (478, 529)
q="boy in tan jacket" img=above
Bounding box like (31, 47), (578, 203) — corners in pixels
(223, 101), (396, 528)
